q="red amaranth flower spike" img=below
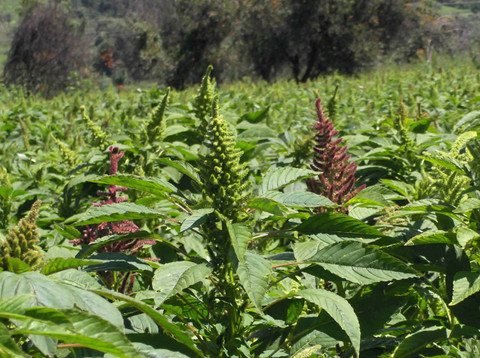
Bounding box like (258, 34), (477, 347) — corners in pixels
(307, 98), (365, 211)
(70, 146), (156, 254)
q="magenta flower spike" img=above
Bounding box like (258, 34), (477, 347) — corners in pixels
(70, 146), (156, 256)
(307, 98), (365, 210)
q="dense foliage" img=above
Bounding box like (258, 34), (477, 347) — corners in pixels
(1, 58), (480, 357)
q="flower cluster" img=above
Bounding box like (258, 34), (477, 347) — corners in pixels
(307, 98), (365, 208)
(70, 146), (155, 256)
(1, 200), (43, 271)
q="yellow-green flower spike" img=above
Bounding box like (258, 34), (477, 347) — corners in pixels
(81, 105), (109, 149)
(193, 66), (215, 135)
(146, 88), (170, 144)
(0, 200), (44, 271)
(50, 134), (78, 169)
(199, 96), (250, 222)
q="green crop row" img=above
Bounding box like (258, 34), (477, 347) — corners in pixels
(0, 58), (479, 357)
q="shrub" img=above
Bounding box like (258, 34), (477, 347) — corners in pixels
(3, 4), (87, 97)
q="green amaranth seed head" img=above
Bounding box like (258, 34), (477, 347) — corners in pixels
(146, 88), (170, 144)
(1, 200), (43, 271)
(200, 96), (250, 222)
(193, 66), (215, 136)
(81, 105), (109, 148)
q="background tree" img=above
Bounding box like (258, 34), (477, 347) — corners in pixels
(3, 4), (87, 97)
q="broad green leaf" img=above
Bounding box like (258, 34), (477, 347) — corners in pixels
(86, 252), (153, 272)
(88, 174), (178, 196)
(264, 191), (335, 208)
(451, 271), (480, 306)
(157, 158), (201, 185)
(453, 110), (480, 133)
(307, 241), (417, 284)
(261, 167), (317, 194)
(293, 240), (329, 261)
(298, 289), (361, 355)
(0, 272), (74, 308)
(0, 322), (28, 358)
(409, 117), (433, 133)
(66, 202), (166, 226)
(240, 107), (269, 124)
(91, 289), (201, 356)
(296, 213), (384, 238)
(54, 223), (82, 240)
(405, 230), (458, 246)
(454, 198), (480, 214)
(76, 231), (159, 258)
(135, 347), (191, 358)
(237, 125), (276, 141)
(380, 179), (414, 198)
(247, 197), (285, 216)
(180, 208), (213, 233)
(226, 221), (251, 263)
(0, 272), (123, 329)
(13, 307), (139, 358)
(236, 252), (271, 311)
(5, 258), (30, 274)
(418, 155), (464, 173)
(457, 226), (480, 248)
(41, 257), (101, 275)
(152, 262), (212, 307)
(393, 326), (448, 358)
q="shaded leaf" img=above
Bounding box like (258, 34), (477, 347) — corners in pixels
(298, 289), (361, 355)
(152, 262), (211, 307)
(66, 202), (166, 226)
(261, 167), (316, 194)
(451, 271), (480, 306)
(237, 252), (271, 311)
(227, 221), (251, 263)
(393, 326), (448, 358)
(180, 208), (213, 233)
(157, 158), (201, 185)
(41, 257), (101, 275)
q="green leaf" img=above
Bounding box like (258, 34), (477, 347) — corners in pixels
(264, 191), (336, 208)
(247, 197), (285, 216)
(296, 213), (384, 238)
(86, 253), (153, 272)
(5, 258), (30, 274)
(453, 110), (480, 133)
(380, 179), (414, 198)
(454, 198), (480, 214)
(76, 231), (158, 258)
(237, 125), (276, 141)
(91, 289), (201, 356)
(41, 257), (101, 275)
(13, 307), (139, 358)
(298, 288), (361, 355)
(457, 226), (480, 248)
(405, 230), (458, 246)
(226, 221), (251, 263)
(419, 156), (464, 173)
(88, 174), (178, 196)
(180, 208), (214, 233)
(66, 202), (166, 226)
(0, 272), (123, 328)
(152, 262), (212, 307)
(0, 322), (28, 358)
(240, 107), (269, 124)
(393, 326), (448, 358)
(306, 241), (417, 284)
(236, 252), (271, 311)
(261, 167), (317, 194)
(409, 117), (433, 133)
(451, 271), (480, 306)
(157, 158), (201, 185)
(54, 223), (82, 240)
